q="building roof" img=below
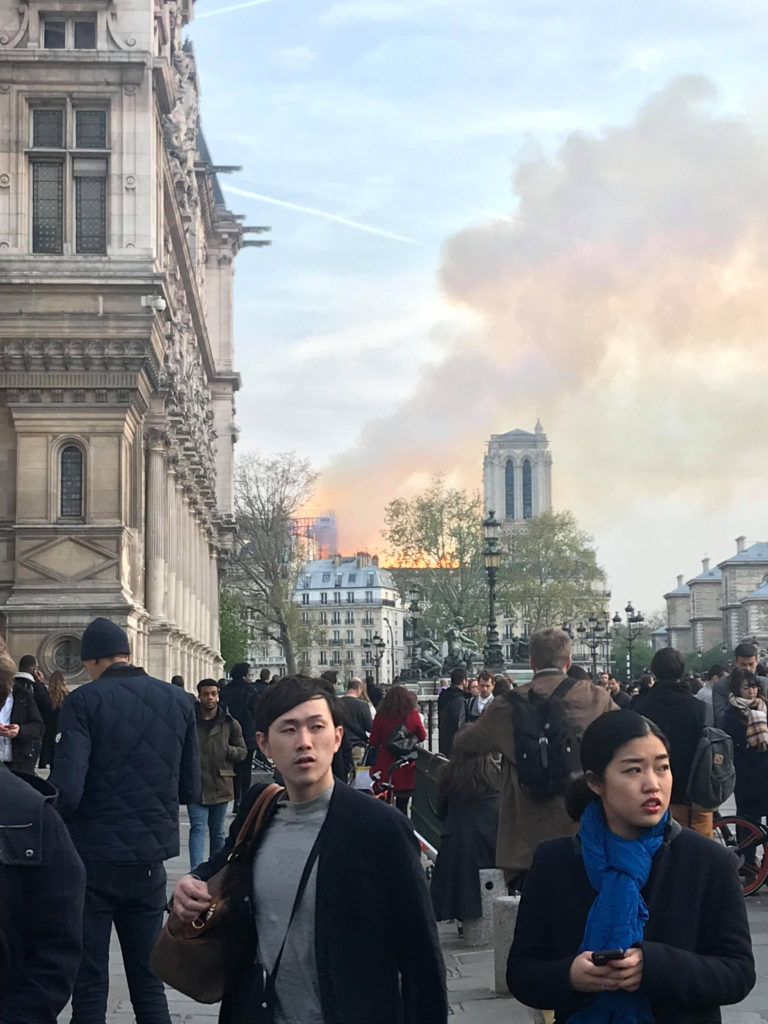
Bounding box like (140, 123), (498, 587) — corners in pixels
(744, 582), (768, 602)
(718, 542), (768, 566)
(299, 557), (396, 590)
(664, 583), (690, 598)
(651, 626), (668, 636)
(688, 566), (722, 583)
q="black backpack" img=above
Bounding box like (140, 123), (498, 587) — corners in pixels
(507, 678), (580, 799)
(684, 726), (735, 810)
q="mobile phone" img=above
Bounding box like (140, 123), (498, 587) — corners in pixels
(591, 949), (625, 966)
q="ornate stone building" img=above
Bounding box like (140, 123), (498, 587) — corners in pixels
(0, 0), (255, 683)
(483, 421), (552, 526)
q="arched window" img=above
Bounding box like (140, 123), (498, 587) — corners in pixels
(504, 461), (515, 519)
(60, 445), (83, 518)
(522, 459), (533, 519)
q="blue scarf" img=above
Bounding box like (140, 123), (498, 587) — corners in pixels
(568, 799), (669, 1024)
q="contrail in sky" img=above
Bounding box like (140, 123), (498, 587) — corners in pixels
(196, 0), (273, 19)
(222, 184), (420, 245)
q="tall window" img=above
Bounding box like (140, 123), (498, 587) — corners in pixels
(30, 105), (108, 255)
(505, 460), (515, 519)
(522, 459), (533, 519)
(60, 445), (83, 518)
(43, 16), (97, 49)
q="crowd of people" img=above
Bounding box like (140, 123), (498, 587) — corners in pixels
(0, 616), (762, 1024)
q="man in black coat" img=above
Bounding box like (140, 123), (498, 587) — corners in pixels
(438, 666), (468, 755)
(632, 647), (709, 834)
(52, 617), (200, 1024)
(339, 676), (372, 759)
(0, 767), (86, 1024)
(172, 676), (447, 1024)
(221, 661), (260, 809)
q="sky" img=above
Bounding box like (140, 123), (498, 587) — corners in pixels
(189, 0), (768, 617)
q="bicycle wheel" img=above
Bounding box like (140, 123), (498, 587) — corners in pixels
(713, 815), (768, 896)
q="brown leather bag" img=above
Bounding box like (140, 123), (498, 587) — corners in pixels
(150, 783), (283, 1003)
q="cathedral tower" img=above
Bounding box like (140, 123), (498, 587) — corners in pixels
(483, 421), (552, 526)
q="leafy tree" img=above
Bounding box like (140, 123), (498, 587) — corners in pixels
(229, 452), (317, 675)
(218, 589), (249, 672)
(382, 475), (487, 644)
(499, 510), (606, 634)
(610, 636), (655, 682)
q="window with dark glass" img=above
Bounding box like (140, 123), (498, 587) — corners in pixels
(32, 161), (63, 254)
(522, 459), (533, 519)
(74, 158), (107, 254)
(43, 20), (66, 48)
(33, 108), (63, 148)
(505, 460), (515, 519)
(60, 445), (83, 517)
(74, 19), (96, 48)
(75, 110), (106, 149)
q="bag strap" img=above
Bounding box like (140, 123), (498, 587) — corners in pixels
(228, 782), (283, 862)
(265, 831), (323, 1002)
(550, 677), (577, 702)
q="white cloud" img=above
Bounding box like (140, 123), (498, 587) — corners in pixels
(272, 45), (316, 71)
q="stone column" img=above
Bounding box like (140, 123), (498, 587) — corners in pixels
(166, 465), (177, 627)
(145, 432), (167, 622)
(175, 480), (185, 637)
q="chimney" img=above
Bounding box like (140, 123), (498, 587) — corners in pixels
(356, 551), (370, 568)
(737, 536), (746, 554)
(372, 555), (379, 568)
(333, 553), (342, 568)
(702, 557), (710, 572)
(676, 575), (683, 588)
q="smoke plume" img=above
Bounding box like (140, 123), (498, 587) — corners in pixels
(313, 77), (768, 604)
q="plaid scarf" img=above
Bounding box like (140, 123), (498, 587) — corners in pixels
(729, 693), (768, 750)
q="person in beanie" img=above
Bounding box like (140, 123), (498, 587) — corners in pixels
(52, 617), (201, 1024)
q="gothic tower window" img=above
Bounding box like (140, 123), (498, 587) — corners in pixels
(522, 459), (533, 519)
(60, 445), (84, 518)
(504, 460), (515, 519)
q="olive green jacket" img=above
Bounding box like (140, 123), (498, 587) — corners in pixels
(195, 705), (247, 805)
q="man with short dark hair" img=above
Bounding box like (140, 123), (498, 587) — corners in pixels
(172, 677), (447, 1024)
(452, 627), (613, 884)
(713, 644), (759, 727)
(437, 665), (468, 755)
(188, 680), (247, 869)
(52, 616), (200, 1024)
(340, 677), (372, 762)
(467, 671), (494, 722)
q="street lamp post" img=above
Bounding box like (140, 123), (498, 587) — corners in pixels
(382, 616), (396, 682)
(363, 632), (387, 687)
(407, 584), (421, 678)
(613, 602), (644, 681)
(576, 613), (611, 680)
(482, 511), (505, 671)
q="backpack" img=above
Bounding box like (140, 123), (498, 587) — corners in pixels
(384, 722), (420, 757)
(507, 678), (580, 799)
(684, 726), (735, 810)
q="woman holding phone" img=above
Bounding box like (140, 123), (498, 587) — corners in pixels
(507, 710), (754, 1023)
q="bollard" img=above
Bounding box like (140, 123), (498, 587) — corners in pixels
(461, 868), (506, 947)
(492, 894), (520, 994)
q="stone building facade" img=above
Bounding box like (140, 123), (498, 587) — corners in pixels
(483, 421), (552, 526)
(0, 0), (253, 683)
(660, 538), (768, 656)
(295, 554), (405, 686)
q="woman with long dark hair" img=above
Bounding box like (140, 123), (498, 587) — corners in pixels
(39, 669), (68, 769)
(507, 710), (754, 1023)
(368, 684), (426, 814)
(430, 753), (499, 925)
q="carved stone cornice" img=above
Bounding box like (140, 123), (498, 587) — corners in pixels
(0, 338), (146, 373)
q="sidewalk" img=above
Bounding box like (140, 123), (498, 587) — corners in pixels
(61, 805), (768, 1023)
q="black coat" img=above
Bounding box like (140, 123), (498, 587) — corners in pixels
(221, 679), (260, 748)
(339, 694), (372, 745)
(632, 682), (706, 803)
(0, 769), (86, 1024)
(195, 781), (448, 1024)
(722, 706), (768, 816)
(507, 823), (754, 1023)
(4, 684), (44, 772)
(430, 789), (498, 921)
(437, 686), (467, 756)
(51, 663), (201, 863)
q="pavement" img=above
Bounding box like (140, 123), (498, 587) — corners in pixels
(59, 802), (768, 1023)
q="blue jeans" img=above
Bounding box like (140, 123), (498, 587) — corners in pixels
(188, 801), (229, 870)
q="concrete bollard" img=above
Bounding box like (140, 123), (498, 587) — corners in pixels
(492, 894), (520, 994)
(461, 868), (506, 947)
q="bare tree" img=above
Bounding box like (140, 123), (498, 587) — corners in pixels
(230, 452), (318, 675)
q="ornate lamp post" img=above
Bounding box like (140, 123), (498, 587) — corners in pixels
(483, 510), (505, 670)
(576, 613), (611, 680)
(363, 632), (387, 687)
(407, 583), (422, 678)
(613, 602), (644, 681)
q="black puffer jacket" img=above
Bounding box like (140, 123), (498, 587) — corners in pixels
(2, 684), (44, 772)
(632, 681), (706, 803)
(437, 685), (467, 756)
(51, 664), (200, 863)
(0, 769), (85, 1024)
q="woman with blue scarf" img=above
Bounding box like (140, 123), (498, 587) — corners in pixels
(507, 710), (754, 1023)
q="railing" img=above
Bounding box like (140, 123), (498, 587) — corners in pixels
(417, 696), (438, 753)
